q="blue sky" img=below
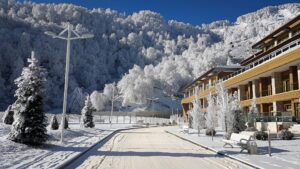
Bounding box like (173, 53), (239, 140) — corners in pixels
(22, 0), (298, 25)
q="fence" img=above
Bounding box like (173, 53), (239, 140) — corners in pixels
(45, 113), (171, 125)
(0, 110), (172, 125)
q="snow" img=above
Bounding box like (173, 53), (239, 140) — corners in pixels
(166, 126), (300, 169)
(0, 2), (299, 111)
(0, 122), (135, 169)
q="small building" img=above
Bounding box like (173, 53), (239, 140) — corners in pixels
(181, 14), (300, 125)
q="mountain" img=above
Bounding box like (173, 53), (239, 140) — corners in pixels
(0, 0), (299, 113)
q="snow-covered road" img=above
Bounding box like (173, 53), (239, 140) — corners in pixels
(68, 127), (253, 169)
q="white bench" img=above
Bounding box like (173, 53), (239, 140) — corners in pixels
(222, 133), (255, 152)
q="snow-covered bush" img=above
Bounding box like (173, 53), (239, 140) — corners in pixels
(255, 131), (268, 140)
(205, 128), (216, 136)
(2, 105), (14, 125)
(8, 52), (48, 145)
(81, 95), (95, 128)
(50, 115), (59, 130)
(278, 129), (294, 140)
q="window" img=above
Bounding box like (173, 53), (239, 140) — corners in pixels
(283, 79), (290, 92)
(267, 85), (272, 95)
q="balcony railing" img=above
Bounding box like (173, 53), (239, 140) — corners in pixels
(243, 111), (294, 122)
(281, 82), (299, 92)
(222, 37), (300, 82)
(260, 89), (272, 97)
(255, 116), (293, 122)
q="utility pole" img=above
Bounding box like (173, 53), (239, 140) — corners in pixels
(45, 23), (93, 143)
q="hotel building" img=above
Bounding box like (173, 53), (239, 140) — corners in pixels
(181, 15), (300, 124)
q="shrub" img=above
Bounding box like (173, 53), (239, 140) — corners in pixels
(60, 117), (69, 129)
(255, 131), (268, 140)
(278, 129), (294, 140)
(2, 105), (14, 125)
(50, 115), (59, 130)
(205, 129), (216, 136)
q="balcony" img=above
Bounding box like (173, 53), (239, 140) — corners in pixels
(222, 34), (300, 82)
(260, 89), (272, 97)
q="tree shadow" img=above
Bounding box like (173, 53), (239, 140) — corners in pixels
(65, 131), (225, 169)
(257, 146), (289, 155)
(220, 146), (289, 155)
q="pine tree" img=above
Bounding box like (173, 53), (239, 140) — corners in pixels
(8, 51), (48, 145)
(50, 115), (59, 130)
(62, 117), (69, 129)
(2, 105), (14, 125)
(231, 110), (246, 133)
(81, 95), (95, 128)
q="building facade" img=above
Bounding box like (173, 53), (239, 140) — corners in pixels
(181, 15), (300, 123)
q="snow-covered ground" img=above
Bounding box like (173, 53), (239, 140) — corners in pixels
(0, 122), (135, 169)
(166, 126), (300, 169)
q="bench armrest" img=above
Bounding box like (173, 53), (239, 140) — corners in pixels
(239, 138), (249, 145)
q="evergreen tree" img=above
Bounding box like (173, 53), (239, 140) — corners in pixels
(81, 95), (95, 128)
(231, 110), (246, 133)
(50, 115), (59, 130)
(62, 117), (69, 129)
(2, 105), (14, 125)
(224, 92), (245, 139)
(8, 51), (48, 145)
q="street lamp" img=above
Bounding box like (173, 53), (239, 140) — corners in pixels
(45, 23), (93, 143)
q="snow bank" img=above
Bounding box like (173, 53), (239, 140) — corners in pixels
(166, 127), (300, 169)
(0, 123), (133, 169)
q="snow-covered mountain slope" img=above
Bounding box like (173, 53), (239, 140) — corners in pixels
(0, 0), (299, 112)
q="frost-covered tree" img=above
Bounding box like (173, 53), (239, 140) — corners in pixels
(68, 87), (87, 114)
(0, 1), (298, 112)
(206, 92), (217, 130)
(2, 105), (14, 125)
(81, 95), (95, 128)
(248, 96), (259, 127)
(216, 81), (229, 132)
(190, 87), (205, 135)
(8, 51), (48, 145)
(50, 115), (59, 130)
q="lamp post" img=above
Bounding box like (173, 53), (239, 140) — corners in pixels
(45, 23), (93, 143)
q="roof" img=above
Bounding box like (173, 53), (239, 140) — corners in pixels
(183, 65), (243, 90)
(241, 31), (300, 66)
(252, 14), (300, 49)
